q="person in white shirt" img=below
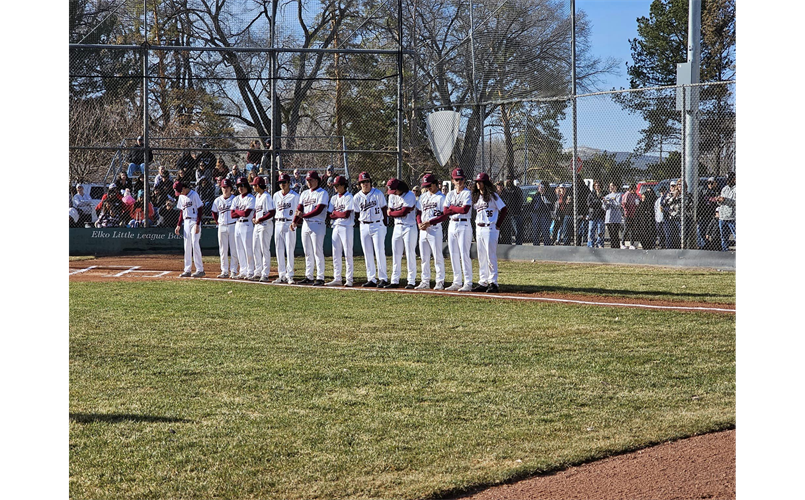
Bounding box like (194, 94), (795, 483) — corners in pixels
(353, 171), (389, 287)
(291, 170), (329, 285)
(72, 183), (98, 225)
(471, 172), (507, 293)
(326, 175), (355, 287)
(210, 178), (239, 278)
(384, 178), (418, 289)
(273, 173), (300, 284)
(415, 174), (446, 290)
(230, 177), (257, 279)
(442, 168), (473, 291)
(173, 180), (205, 277)
(250, 176), (276, 282)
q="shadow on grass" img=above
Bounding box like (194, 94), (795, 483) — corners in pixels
(504, 284), (733, 302)
(69, 413), (191, 424)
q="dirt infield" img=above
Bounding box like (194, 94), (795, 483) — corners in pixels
(70, 255), (736, 499)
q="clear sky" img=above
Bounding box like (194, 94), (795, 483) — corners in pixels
(567, 0), (655, 154)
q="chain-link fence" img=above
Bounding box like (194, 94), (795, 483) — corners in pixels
(69, 0), (735, 252)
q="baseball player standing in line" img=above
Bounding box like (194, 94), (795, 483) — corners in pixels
(415, 174), (446, 289)
(251, 175), (276, 282)
(435, 168), (473, 291)
(353, 172), (389, 288)
(211, 178), (239, 278)
(326, 175), (355, 287)
(230, 176), (256, 279)
(291, 170), (329, 286)
(385, 178), (418, 289)
(273, 173), (300, 284)
(173, 180), (205, 277)
(471, 172), (508, 293)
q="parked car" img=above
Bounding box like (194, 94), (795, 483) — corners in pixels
(636, 180), (658, 195)
(652, 176), (727, 198)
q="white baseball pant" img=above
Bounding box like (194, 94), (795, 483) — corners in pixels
(331, 225), (354, 282)
(447, 222), (472, 286)
(253, 221), (274, 279)
(217, 223), (238, 274)
(419, 225), (445, 284)
(390, 224), (417, 285)
(274, 220), (295, 280)
(476, 225), (499, 285)
(301, 220), (326, 280)
(359, 222), (388, 282)
(235, 221), (255, 277)
(182, 220), (204, 274)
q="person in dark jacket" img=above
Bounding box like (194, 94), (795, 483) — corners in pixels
(586, 180), (606, 248)
(636, 188), (658, 250)
(703, 207), (722, 251)
(498, 176), (524, 245)
(528, 181), (554, 246)
(572, 174), (592, 245)
(698, 177), (720, 249)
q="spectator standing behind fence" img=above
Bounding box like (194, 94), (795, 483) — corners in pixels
(196, 144), (217, 171)
(636, 187), (657, 250)
(620, 184), (641, 249)
(717, 171), (736, 251)
(126, 136), (153, 178)
(157, 198), (180, 228)
(663, 179), (694, 249)
(259, 139), (273, 175)
(555, 186), (573, 245)
(603, 183), (623, 249)
(197, 176), (216, 216)
(499, 177), (523, 245)
(698, 176), (721, 249)
(245, 140), (262, 172)
(529, 181), (554, 246)
(572, 174), (591, 246)
(703, 207), (722, 251)
(154, 165), (173, 190)
(655, 185), (668, 249)
(290, 169), (304, 193)
(226, 164), (242, 186)
(72, 183), (98, 225)
(587, 180), (606, 248)
(175, 149), (196, 173)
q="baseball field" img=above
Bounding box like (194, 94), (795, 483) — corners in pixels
(69, 255), (735, 499)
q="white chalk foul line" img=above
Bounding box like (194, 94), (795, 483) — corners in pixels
(69, 265), (98, 275)
(112, 266), (142, 277)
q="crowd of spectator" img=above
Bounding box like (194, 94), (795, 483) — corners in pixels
(70, 140), (736, 252)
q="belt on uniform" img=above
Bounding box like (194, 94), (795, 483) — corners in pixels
(451, 218), (468, 222)
(275, 218), (290, 222)
(237, 218), (250, 222)
(477, 223), (493, 227)
(361, 220), (381, 224)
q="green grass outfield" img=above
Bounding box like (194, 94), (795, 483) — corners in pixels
(69, 262), (735, 499)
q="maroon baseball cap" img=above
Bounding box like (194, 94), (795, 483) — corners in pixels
(278, 173), (290, 184)
(386, 178), (400, 191)
(421, 174), (437, 187)
(451, 168), (465, 179)
(251, 176), (266, 188)
(333, 175), (348, 186)
(358, 171), (371, 182)
(306, 170), (320, 181)
(474, 172), (490, 183)
(172, 180), (185, 196)
(235, 176), (249, 187)
(219, 178), (232, 189)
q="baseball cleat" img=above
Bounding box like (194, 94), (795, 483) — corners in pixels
(445, 282), (462, 291)
(362, 280), (378, 287)
(286, 277), (295, 285)
(259, 276), (271, 282)
(378, 280), (390, 288)
(235, 274), (248, 280)
(217, 272), (229, 279)
(249, 275), (261, 281)
(415, 281), (430, 289)
(312, 279), (325, 286)
(325, 279), (342, 286)
(191, 271), (206, 278)
(486, 283), (499, 293)
(298, 278), (314, 285)
(229, 272), (238, 279)
(382, 282), (399, 289)
(405, 283), (416, 289)
(434, 281), (445, 290)
(179, 271), (192, 278)
(344, 281), (353, 287)
(458, 283), (473, 292)
(272, 277), (286, 284)
(471, 283), (489, 292)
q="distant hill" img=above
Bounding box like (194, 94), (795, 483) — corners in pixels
(564, 146), (660, 171)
